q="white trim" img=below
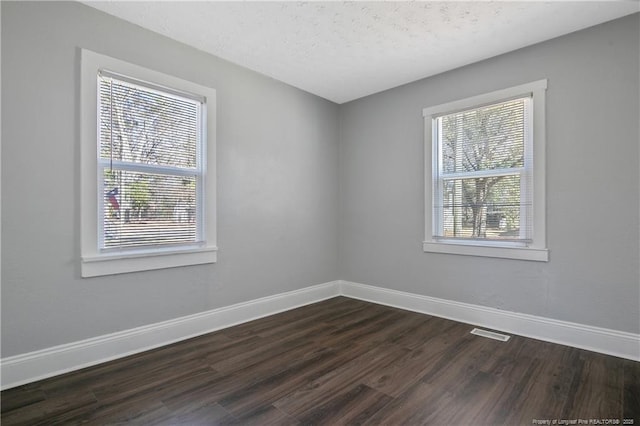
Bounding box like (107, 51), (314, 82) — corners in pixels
(422, 241), (549, 261)
(81, 246), (218, 278)
(3, 279), (638, 390)
(80, 49), (217, 277)
(440, 167), (525, 180)
(422, 79), (548, 118)
(339, 281), (640, 362)
(0, 281), (340, 390)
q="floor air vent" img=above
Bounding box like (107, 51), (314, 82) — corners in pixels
(470, 328), (511, 342)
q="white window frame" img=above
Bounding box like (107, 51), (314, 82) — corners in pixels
(81, 49), (217, 277)
(423, 80), (548, 262)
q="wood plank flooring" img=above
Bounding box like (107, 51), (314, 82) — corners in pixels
(2, 296), (638, 425)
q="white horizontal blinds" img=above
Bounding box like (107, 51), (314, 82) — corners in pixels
(98, 72), (203, 251)
(102, 171), (197, 249)
(434, 96), (532, 242)
(98, 74), (198, 168)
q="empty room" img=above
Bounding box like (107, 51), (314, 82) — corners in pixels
(1, 1), (639, 424)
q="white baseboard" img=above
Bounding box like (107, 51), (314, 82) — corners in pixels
(3, 279), (638, 390)
(339, 280), (640, 362)
(0, 281), (340, 390)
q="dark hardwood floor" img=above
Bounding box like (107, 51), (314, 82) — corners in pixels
(2, 296), (638, 425)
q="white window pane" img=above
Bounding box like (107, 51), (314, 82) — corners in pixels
(423, 79), (546, 260)
(99, 77), (199, 169)
(82, 49), (217, 276)
(436, 174), (529, 241)
(102, 169), (198, 250)
(440, 98), (525, 174)
(434, 96), (532, 243)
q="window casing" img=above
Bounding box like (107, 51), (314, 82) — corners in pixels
(423, 80), (548, 261)
(81, 50), (217, 277)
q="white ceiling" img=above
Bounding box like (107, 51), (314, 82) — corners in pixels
(82, 1), (639, 104)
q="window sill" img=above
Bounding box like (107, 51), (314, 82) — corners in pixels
(423, 241), (549, 262)
(81, 246), (218, 277)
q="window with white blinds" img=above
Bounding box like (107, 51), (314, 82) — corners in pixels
(423, 80), (548, 261)
(433, 97), (531, 242)
(98, 71), (204, 251)
(81, 49), (217, 277)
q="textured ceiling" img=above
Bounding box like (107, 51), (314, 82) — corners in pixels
(82, 1), (639, 104)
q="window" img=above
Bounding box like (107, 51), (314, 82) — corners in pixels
(423, 80), (548, 261)
(81, 50), (217, 277)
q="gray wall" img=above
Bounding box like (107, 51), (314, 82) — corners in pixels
(1, 2), (340, 357)
(339, 13), (640, 334)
